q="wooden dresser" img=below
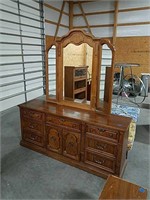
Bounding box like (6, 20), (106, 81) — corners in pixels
(19, 97), (131, 178)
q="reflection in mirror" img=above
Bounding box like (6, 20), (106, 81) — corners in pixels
(63, 43), (93, 104)
(48, 45), (56, 99)
(99, 44), (112, 103)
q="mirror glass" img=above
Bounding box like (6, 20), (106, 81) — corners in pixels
(63, 43), (93, 104)
(98, 44), (112, 107)
(48, 45), (56, 99)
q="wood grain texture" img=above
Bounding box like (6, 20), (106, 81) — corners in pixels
(19, 97), (131, 179)
(99, 175), (147, 199)
(115, 36), (150, 77)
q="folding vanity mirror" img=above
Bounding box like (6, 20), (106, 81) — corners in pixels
(46, 29), (115, 113)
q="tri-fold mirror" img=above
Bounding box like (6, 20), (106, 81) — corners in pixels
(46, 29), (115, 114)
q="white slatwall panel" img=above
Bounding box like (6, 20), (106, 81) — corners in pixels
(0, 0), (45, 111)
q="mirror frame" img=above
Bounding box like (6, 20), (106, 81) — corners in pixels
(96, 39), (116, 114)
(45, 29), (115, 113)
(56, 29), (99, 110)
(45, 35), (58, 102)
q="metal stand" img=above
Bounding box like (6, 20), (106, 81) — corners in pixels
(114, 63), (146, 105)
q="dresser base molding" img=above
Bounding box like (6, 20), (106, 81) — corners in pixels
(19, 98), (131, 179)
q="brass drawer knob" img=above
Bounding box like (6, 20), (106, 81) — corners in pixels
(96, 143), (107, 150)
(94, 158), (105, 165)
(98, 128), (105, 132)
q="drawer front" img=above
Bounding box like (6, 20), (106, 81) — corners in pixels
(22, 118), (43, 134)
(85, 136), (117, 157)
(46, 114), (81, 131)
(74, 68), (87, 78)
(85, 151), (115, 173)
(23, 130), (44, 147)
(21, 109), (44, 121)
(86, 125), (118, 142)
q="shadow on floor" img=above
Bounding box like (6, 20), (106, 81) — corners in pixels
(135, 125), (150, 145)
(63, 189), (94, 199)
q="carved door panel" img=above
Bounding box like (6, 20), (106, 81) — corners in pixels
(46, 125), (62, 154)
(62, 130), (81, 161)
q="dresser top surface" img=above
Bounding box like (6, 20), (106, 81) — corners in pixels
(19, 97), (131, 131)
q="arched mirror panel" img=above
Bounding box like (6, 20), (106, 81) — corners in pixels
(96, 41), (115, 113)
(99, 44), (112, 101)
(63, 43), (93, 105)
(48, 45), (56, 99)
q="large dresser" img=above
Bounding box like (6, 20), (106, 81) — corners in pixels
(19, 97), (131, 178)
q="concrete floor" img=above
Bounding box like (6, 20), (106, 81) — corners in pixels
(1, 95), (150, 199)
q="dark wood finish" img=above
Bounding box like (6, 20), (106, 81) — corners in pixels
(19, 97), (131, 178)
(99, 175), (148, 199)
(87, 81), (91, 100)
(64, 66), (88, 101)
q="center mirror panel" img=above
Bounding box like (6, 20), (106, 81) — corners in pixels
(63, 43), (93, 104)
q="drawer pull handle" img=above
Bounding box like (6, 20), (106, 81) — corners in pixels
(31, 135), (36, 140)
(61, 119), (65, 122)
(94, 159), (104, 165)
(109, 133), (113, 137)
(51, 136), (56, 141)
(68, 142), (74, 147)
(96, 143), (107, 150)
(29, 124), (35, 129)
(98, 128), (105, 133)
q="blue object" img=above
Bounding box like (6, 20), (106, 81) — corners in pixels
(139, 187), (145, 193)
(111, 103), (140, 122)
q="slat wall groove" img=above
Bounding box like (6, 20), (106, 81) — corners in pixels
(0, 19), (43, 30)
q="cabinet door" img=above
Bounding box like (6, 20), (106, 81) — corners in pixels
(63, 130), (81, 161)
(46, 125), (62, 154)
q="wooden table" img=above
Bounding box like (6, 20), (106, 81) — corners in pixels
(99, 175), (147, 199)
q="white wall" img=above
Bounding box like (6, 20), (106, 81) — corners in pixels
(73, 0), (150, 37)
(44, 0), (149, 37)
(44, 0), (69, 37)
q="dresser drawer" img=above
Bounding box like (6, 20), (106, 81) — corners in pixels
(46, 114), (81, 131)
(86, 125), (119, 142)
(22, 118), (44, 134)
(85, 151), (115, 173)
(23, 130), (44, 147)
(85, 135), (117, 158)
(21, 108), (44, 121)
